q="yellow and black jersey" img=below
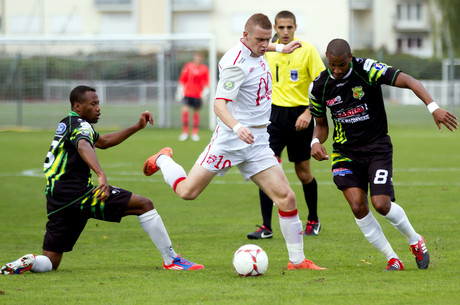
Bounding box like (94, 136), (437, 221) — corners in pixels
(266, 38), (325, 107)
(309, 57), (401, 148)
(44, 111), (99, 199)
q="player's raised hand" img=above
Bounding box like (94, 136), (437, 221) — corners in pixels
(138, 110), (154, 129)
(432, 108), (458, 132)
(283, 40), (302, 54)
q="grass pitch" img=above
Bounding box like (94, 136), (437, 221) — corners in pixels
(0, 105), (459, 305)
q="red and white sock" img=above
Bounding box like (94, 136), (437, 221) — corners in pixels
(278, 209), (304, 264)
(156, 155), (187, 191)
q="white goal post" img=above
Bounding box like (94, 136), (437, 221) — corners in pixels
(0, 34), (217, 130)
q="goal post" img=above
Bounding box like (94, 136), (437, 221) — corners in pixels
(0, 34), (217, 130)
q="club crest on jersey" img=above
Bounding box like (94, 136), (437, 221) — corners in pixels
(56, 122), (66, 134)
(290, 69), (299, 82)
(352, 86), (365, 100)
(224, 81), (235, 90)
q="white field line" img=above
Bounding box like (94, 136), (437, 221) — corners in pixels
(3, 167), (460, 186)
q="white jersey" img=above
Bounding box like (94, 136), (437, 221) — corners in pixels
(195, 39), (278, 179)
(215, 39), (273, 130)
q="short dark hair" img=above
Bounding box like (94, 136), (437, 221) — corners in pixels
(275, 10), (296, 25)
(326, 39), (352, 57)
(69, 85), (96, 107)
(245, 13), (272, 32)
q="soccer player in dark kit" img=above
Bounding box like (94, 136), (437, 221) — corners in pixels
(309, 38), (458, 271)
(1, 85), (203, 274)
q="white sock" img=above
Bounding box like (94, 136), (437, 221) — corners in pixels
(355, 212), (398, 261)
(138, 209), (177, 265)
(30, 255), (52, 273)
(156, 155), (187, 189)
(383, 202), (420, 245)
(278, 210), (305, 264)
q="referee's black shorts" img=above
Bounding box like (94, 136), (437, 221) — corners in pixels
(268, 104), (314, 163)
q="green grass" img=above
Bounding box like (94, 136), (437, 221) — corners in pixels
(0, 105), (459, 304)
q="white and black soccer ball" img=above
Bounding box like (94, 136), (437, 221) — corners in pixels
(232, 244), (268, 277)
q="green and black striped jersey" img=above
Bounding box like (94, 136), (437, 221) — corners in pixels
(43, 111), (99, 199)
(309, 57), (400, 149)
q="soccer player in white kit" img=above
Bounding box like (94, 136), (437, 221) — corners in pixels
(144, 13), (325, 270)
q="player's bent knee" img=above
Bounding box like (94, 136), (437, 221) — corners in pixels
(274, 189), (296, 211)
(371, 196), (391, 215)
(177, 190), (199, 201)
(175, 184), (201, 200)
(132, 195), (154, 212)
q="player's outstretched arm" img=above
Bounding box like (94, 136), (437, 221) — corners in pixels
(394, 73), (458, 132)
(430, 106), (458, 132)
(96, 111), (154, 149)
(267, 40), (302, 54)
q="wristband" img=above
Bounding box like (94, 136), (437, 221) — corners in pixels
(275, 44), (285, 53)
(427, 102), (440, 114)
(233, 123), (243, 134)
(311, 138), (320, 148)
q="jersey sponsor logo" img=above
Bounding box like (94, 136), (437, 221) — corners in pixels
(352, 86), (365, 100)
(79, 122), (93, 137)
(337, 104), (367, 118)
(338, 114), (370, 124)
(333, 168), (353, 176)
(223, 81), (235, 90)
(336, 81), (348, 87)
(363, 59), (374, 71)
(326, 96), (343, 107)
(371, 62), (388, 76)
(56, 122), (66, 135)
(81, 122), (91, 129)
(290, 69), (299, 82)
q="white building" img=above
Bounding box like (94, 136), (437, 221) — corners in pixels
(0, 0), (439, 57)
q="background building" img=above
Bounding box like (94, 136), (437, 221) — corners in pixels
(0, 0), (440, 57)
(0, 0), (457, 130)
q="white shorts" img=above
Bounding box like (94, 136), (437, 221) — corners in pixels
(196, 125), (278, 181)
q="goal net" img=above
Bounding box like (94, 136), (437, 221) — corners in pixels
(0, 34), (217, 130)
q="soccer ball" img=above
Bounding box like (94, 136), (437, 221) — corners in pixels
(232, 244), (268, 277)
